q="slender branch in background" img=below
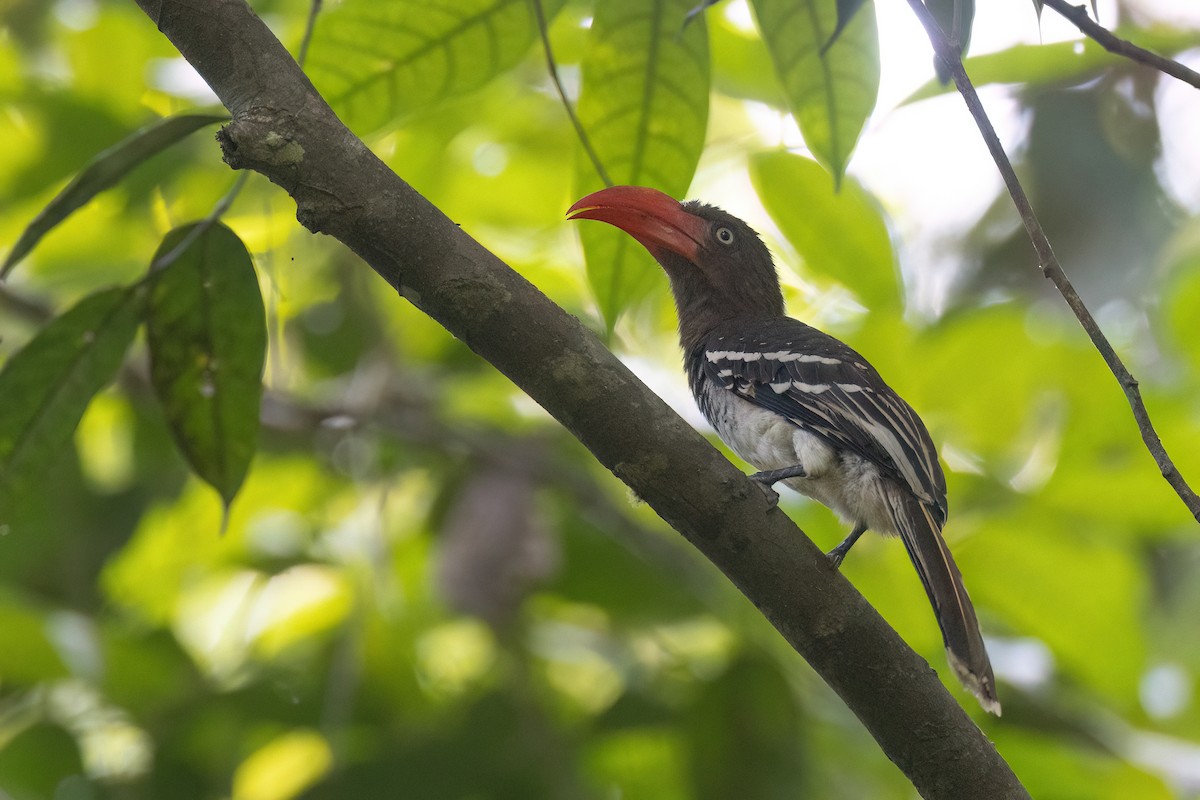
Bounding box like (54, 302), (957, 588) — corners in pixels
(904, 0), (1200, 524)
(1040, 0), (1200, 90)
(529, 0), (613, 188)
(296, 0), (323, 67)
(149, 171), (250, 273)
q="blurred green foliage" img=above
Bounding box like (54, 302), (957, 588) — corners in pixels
(1, 0), (1200, 798)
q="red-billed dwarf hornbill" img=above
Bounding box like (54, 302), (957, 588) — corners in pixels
(568, 185), (999, 715)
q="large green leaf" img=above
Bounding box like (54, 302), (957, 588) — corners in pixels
(750, 151), (898, 310)
(749, 0), (879, 186)
(903, 26), (1200, 104)
(575, 0), (710, 331)
(305, 0), (564, 135)
(146, 223), (266, 512)
(1, 112), (228, 278)
(0, 286), (143, 505)
(1, 90), (130, 205)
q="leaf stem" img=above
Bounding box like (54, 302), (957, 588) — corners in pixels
(529, 0), (612, 187)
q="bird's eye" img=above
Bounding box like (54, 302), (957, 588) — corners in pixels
(715, 226), (735, 246)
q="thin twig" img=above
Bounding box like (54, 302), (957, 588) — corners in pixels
(148, 172), (250, 273)
(529, 0), (613, 187)
(905, 0), (1200, 524)
(296, 0), (323, 68)
(1040, 0), (1200, 90)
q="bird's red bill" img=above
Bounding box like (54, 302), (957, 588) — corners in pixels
(567, 185), (705, 262)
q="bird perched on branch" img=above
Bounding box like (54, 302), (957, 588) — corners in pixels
(568, 185), (999, 715)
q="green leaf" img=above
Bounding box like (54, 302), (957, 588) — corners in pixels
(305, 0), (565, 135)
(903, 26), (1200, 104)
(750, 151), (898, 310)
(146, 223), (266, 512)
(1, 90), (130, 206)
(0, 286), (143, 503)
(749, 0), (880, 186)
(575, 0), (711, 331)
(1, 112), (228, 278)
(709, 12), (784, 106)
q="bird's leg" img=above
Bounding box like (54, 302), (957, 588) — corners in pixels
(748, 464), (808, 486)
(827, 522), (868, 569)
(747, 465), (807, 509)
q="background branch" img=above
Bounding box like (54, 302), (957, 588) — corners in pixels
(908, 0), (1200, 525)
(1041, 0), (1200, 90)
(130, 0), (1027, 796)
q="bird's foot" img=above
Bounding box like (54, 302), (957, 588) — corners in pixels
(753, 481), (780, 509)
(749, 465), (808, 486)
(825, 523), (868, 570)
(826, 543), (851, 569)
(748, 466), (805, 510)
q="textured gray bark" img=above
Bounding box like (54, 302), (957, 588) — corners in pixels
(131, 1), (1029, 796)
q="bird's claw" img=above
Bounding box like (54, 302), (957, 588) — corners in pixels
(754, 481), (781, 509)
(748, 466), (805, 512)
(826, 523), (866, 570)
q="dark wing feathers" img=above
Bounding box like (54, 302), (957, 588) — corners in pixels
(698, 319), (948, 520)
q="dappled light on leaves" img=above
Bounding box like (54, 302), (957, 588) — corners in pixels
(231, 729), (333, 800)
(2, 0), (1200, 797)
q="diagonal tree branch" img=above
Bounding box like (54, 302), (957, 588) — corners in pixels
(129, 1), (1028, 796)
(907, 0), (1200, 526)
(1039, 0), (1200, 90)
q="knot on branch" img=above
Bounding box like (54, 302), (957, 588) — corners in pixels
(217, 112), (305, 172)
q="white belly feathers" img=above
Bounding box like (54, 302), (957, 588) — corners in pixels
(701, 384), (898, 536)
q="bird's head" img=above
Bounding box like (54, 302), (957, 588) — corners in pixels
(568, 186), (785, 348)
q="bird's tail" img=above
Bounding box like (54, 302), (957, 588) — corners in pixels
(883, 486), (1001, 715)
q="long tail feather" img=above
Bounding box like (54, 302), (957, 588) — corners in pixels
(883, 485), (1000, 715)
